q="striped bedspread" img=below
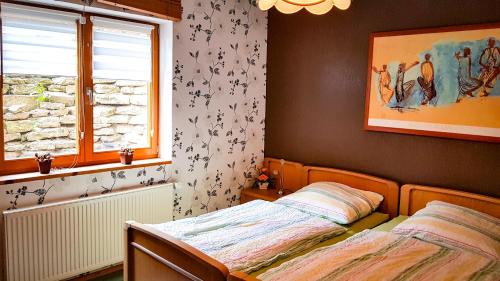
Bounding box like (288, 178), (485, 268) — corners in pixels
(258, 230), (500, 281)
(149, 200), (346, 273)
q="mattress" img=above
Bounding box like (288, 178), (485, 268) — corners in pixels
(250, 211), (390, 276)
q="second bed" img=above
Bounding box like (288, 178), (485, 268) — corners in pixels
(232, 184), (500, 281)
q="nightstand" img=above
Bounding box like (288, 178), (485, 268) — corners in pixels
(240, 188), (292, 203)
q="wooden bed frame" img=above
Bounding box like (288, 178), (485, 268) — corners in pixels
(261, 158), (304, 192)
(123, 158), (399, 281)
(400, 184), (500, 218)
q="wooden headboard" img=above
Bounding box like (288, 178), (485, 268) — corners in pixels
(401, 184), (500, 218)
(263, 158), (399, 218)
(263, 158), (304, 191)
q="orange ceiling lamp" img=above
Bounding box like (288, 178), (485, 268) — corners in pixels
(257, 0), (351, 15)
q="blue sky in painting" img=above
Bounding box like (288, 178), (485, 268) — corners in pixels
(382, 37), (499, 108)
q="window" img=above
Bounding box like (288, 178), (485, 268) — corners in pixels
(1, 4), (79, 161)
(91, 16), (153, 152)
(0, 3), (159, 175)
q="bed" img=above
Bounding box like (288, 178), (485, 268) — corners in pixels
(123, 158), (399, 281)
(231, 184), (500, 281)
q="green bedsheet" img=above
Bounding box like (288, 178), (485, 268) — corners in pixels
(250, 212), (391, 276)
(373, 215), (408, 231)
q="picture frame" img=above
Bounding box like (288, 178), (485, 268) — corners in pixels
(364, 22), (500, 142)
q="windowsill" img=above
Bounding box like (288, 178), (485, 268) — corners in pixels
(0, 158), (171, 185)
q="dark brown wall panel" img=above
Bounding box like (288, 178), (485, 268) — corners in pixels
(265, 0), (500, 197)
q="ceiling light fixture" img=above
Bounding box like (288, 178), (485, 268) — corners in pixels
(257, 0), (351, 15)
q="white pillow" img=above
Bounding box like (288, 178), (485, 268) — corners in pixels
(392, 201), (500, 259)
(275, 182), (384, 224)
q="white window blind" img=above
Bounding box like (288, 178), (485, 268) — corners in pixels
(1, 3), (79, 76)
(91, 16), (153, 81)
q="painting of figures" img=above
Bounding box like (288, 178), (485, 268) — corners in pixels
(364, 23), (500, 142)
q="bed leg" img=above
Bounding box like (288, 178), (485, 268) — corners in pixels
(123, 221), (134, 281)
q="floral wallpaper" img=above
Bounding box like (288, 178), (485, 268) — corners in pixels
(0, 165), (173, 211)
(0, 0), (267, 218)
(171, 0), (267, 219)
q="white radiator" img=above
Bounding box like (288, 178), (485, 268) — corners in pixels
(2, 184), (173, 281)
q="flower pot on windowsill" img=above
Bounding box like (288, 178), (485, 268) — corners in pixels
(119, 148), (134, 165)
(119, 153), (133, 165)
(37, 160), (53, 174)
(35, 153), (54, 174)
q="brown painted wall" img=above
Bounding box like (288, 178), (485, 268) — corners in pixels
(264, 0), (500, 197)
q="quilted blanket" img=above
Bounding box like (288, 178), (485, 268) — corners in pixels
(149, 199), (346, 273)
(258, 230), (500, 281)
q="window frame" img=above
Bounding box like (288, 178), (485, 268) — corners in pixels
(0, 1), (160, 176)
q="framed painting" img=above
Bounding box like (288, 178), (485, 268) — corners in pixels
(364, 23), (500, 142)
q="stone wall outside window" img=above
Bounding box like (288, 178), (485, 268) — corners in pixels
(2, 74), (149, 159)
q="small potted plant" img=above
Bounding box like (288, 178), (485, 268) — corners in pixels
(35, 153), (54, 174)
(253, 167), (274, 190)
(119, 147), (134, 165)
